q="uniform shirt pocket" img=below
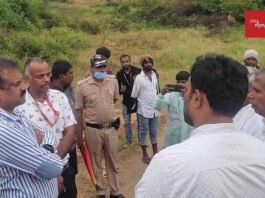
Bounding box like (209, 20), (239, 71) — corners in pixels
(84, 92), (97, 107)
(106, 88), (114, 103)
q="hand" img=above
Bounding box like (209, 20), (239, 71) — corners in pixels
(77, 134), (84, 148)
(57, 176), (65, 193)
(34, 129), (43, 145)
(161, 86), (170, 95)
(120, 84), (127, 93)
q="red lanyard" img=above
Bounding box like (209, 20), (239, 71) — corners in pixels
(34, 95), (59, 126)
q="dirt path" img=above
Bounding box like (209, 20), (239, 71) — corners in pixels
(76, 112), (167, 198)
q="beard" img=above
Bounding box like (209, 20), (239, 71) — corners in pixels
(143, 65), (152, 72)
(184, 110), (194, 126)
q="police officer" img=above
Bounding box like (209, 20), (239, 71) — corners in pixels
(75, 54), (124, 198)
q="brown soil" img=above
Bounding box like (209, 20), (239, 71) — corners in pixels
(76, 112), (167, 198)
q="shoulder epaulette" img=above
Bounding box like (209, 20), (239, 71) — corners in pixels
(108, 75), (117, 79)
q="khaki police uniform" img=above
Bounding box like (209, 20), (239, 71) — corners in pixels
(75, 75), (121, 196)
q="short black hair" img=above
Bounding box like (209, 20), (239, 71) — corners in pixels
(0, 57), (19, 89)
(120, 54), (131, 62)
(176, 71), (190, 81)
(96, 47), (111, 59)
(52, 60), (72, 79)
(190, 54), (248, 116)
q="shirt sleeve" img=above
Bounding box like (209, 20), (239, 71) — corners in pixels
(114, 78), (119, 100)
(75, 84), (84, 110)
(116, 72), (123, 95)
(131, 75), (140, 98)
(22, 116), (59, 151)
(154, 93), (170, 111)
(0, 122), (63, 179)
(40, 129), (58, 151)
(60, 93), (76, 128)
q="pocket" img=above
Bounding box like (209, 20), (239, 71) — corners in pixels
(106, 88), (114, 103)
(84, 92), (97, 106)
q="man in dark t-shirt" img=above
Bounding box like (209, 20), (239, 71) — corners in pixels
(116, 54), (141, 148)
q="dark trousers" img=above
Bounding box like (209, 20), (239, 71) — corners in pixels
(58, 149), (78, 198)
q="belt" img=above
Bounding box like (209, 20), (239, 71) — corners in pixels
(86, 122), (114, 129)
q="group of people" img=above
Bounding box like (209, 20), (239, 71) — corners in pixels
(0, 47), (125, 198)
(0, 57), (75, 198)
(135, 49), (265, 197)
(1, 46), (265, 198)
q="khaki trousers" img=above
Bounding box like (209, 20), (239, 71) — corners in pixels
(84, 126), (121, 196)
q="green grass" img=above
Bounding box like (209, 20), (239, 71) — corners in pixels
(1, 0), (265, 87)
(70, 25), (265, 87)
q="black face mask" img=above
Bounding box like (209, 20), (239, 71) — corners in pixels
(143, 65), (152, 72)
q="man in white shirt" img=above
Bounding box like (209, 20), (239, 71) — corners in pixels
(233, 53), (264, 138)
(248, 69), (265, 141)
(243, 49), (260, 82)
(233, 103), (264, 135)
(16, 57), (76, 197)
(131, 54), (159, 164)
(135, 54), (265, 197)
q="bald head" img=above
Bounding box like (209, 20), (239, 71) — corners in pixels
(24, 58), (51, 95)
(24, 57), (48, 76)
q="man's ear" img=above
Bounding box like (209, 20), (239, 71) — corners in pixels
(23, 75), (30, 83)
(22, 75), (30, 88)
(192, 89), (203, 108)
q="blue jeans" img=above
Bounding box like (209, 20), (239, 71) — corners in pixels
(122, 104), (139, 142)
(137, 113), (158, 145)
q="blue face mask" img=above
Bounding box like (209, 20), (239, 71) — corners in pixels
(94, 71), (107, 80)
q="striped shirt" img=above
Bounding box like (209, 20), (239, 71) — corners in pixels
(0, 108), (63, 198)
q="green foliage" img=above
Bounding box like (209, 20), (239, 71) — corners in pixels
(192, 0), (265, 20)
(117, 4), (130, 14)
(1, 0), (265, 80)
(133, 0), (196, 27)
(1, 27), (89, 63)
(192, 0), (221, 13)
(0, 0), (49, 30)
(220, 0), (264, 20)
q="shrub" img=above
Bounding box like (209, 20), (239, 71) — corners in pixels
(220, 0), (264, 21)
(134, 0), (196, 27)
(0, 0), (49, 30)
(3, 27), (89, 63)
(80, 21), (101, 35)
(192, 0), (221, 13)
(192, 0), (265, 20)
